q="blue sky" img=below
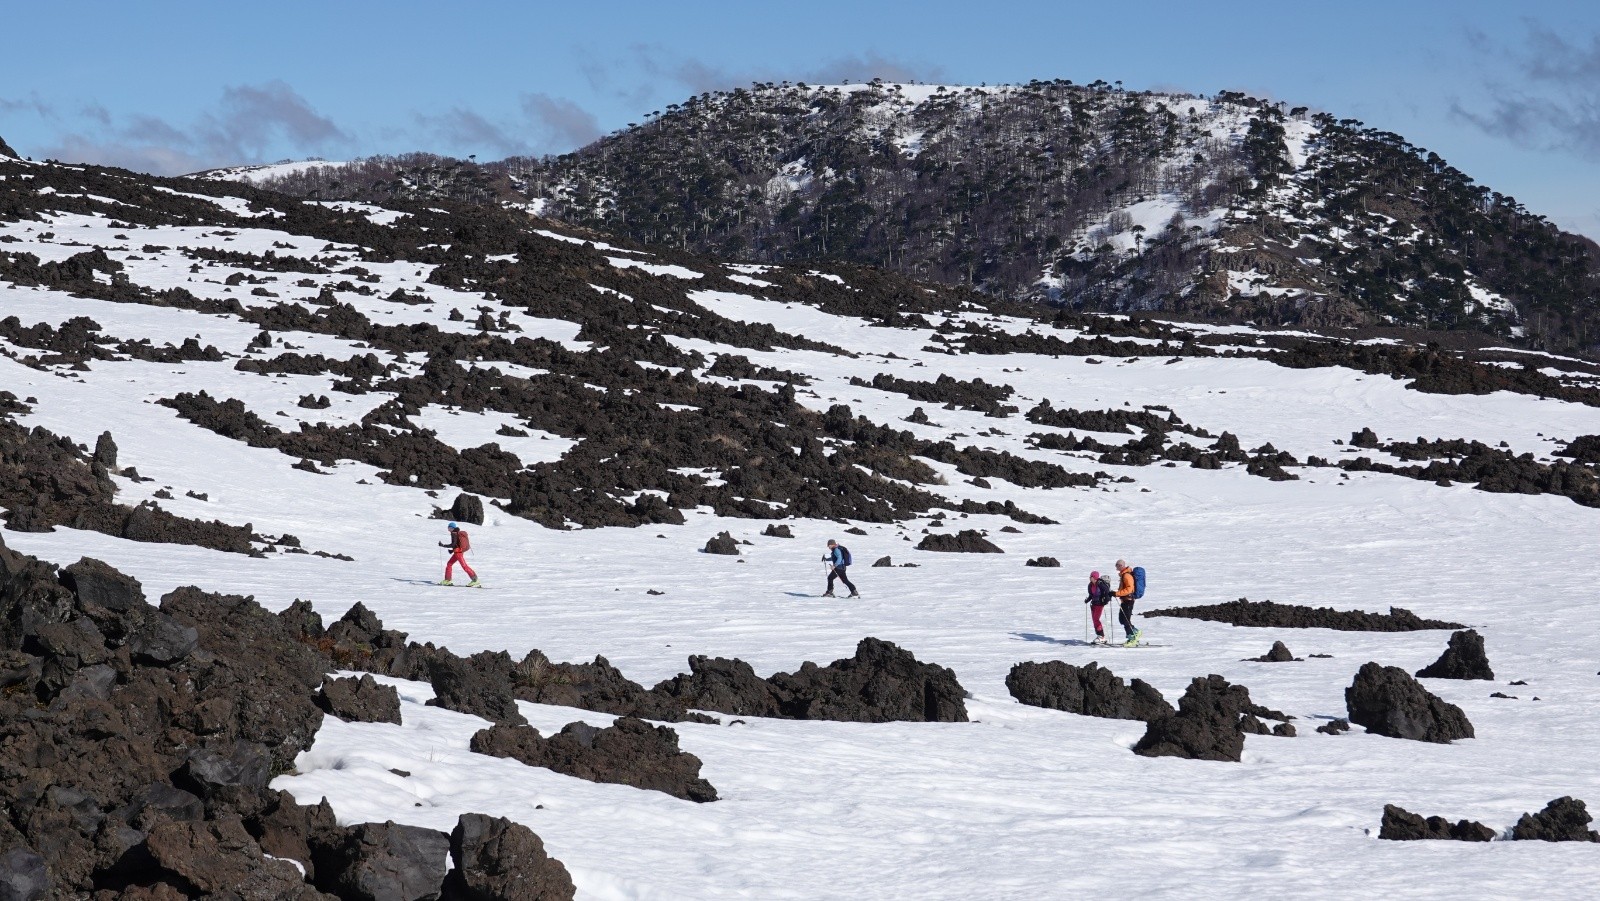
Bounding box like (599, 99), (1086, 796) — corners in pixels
(3, 1), (1597, 237)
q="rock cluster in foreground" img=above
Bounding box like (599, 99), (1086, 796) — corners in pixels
(0, 536), (575, 899)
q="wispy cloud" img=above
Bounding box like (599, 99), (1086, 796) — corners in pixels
(521, 93), (602, 149)
(12, 80), (352, 175)
(1453, 23), (1600, 160)
(413, 107), (532, 158)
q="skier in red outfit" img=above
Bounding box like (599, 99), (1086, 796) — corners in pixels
(438, 522), (479, 587)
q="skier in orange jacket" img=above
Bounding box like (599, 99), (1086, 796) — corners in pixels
(1113, 559), (1141, 646)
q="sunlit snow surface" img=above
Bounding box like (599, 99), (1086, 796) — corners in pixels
(3, 188), (1600, 900)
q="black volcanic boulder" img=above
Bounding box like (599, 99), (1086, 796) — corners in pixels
(443, 813), (576, 900)
(762, 523), (793, 538)
(470, 718), (717, 802)
(509, 649), (698, 722)
(1133, 675), (1285, 761)
(1025, 556), (1061, 567)
(174, 742), (273, 804)
(916, 530), (1002, 553)
(0, 849), (48, 901)
(652, 637), (968, 723)
(1248, 641), (1297, 663)
(1415, 629), (1494, 680)
(1379, 804), (1495, 841)
(312, 820), (450, 900)
(319, 674), (403, 724)
(703, 531), (739, 555)
(1345, 662), (1474, 743)
(1510, 797), (1600, 842)
(141, 816), (318, 898)
(59, 556), (142, 613)
(1005, 661), (1171, 721)
(450, 493), (486, 526)
(651, 655), (782, 718)
(127, 610), (199, 665)
(426, 652), (527, 726)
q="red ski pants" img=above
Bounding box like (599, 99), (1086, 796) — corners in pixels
(445, 550), (476, 581)
(1090, 602), (1107, 634)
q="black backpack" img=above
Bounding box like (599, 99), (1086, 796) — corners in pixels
(838, 545), (852, 566)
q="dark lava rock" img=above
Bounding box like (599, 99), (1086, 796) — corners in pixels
(703, 531), (740, 555)
(916, 529), (1002, 553)
(1351, 427), (1380, 449)
(427, 652), (528, 726)
(443, 813), (576, 900)
(762, 523), (793, 538)
(1415, 629), (1494, 680)
(1316, 718), (1350, 735)
(450, 492), (486, 526)
(652, 637), (968, 723)
(1379, 804), (1496, 841)
(60, 556), (145, 612)
(1005, 661), (1172, 722)
(93, 430), (118, 469)
(1239, 714), (1272, 735)
(509, 649), (699, 723)
(313, 820), (450, 900)
(1346, 662), (1474, 743)
(319, 674), (403, 724)
(141, 815), (319, 897)
(0, 849), (49, 901)
(1132, 675), (1284, 762)
(872, 555), (893, 567)
(471, 717), (718, 802)
(1248, 641), (1298, 663)
(1025, 556), (1061, 568)
(1145, 597), (1463, 631)
(1510, 797), (1600, 842)
(127, 611), (199, 665)
(174, 742), (273, 800)
(1272, 722), (1297, 737)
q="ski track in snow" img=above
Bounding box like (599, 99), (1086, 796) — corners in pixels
(3, 188), (1600, 899)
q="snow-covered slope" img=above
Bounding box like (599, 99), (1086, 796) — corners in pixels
(196, 159), (350, 184)
(4, 155), (1600, 899)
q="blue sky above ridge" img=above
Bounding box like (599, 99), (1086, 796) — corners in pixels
(2, 0), (1597, 238)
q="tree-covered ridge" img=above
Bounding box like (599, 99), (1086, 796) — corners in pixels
(239, 80), (1600, 355)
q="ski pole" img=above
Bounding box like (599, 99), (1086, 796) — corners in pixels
(1084, 601), (1089, 644)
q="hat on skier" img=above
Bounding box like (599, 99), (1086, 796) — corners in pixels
(1090, 571), (1100, 580)
(447, 522), (459, 530)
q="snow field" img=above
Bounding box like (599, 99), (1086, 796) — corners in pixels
(4, 182), (1600, 898)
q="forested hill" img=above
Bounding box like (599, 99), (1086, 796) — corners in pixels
(242, 81), (1600, 356)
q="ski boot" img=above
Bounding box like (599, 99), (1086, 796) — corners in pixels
(847, 591), (860, 598)
(438, 579), (454, 586)
(822, 591), (836, 598)
(467, 579), (482, 588)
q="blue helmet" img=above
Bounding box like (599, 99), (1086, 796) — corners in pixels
(447, 522), (459, 529)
